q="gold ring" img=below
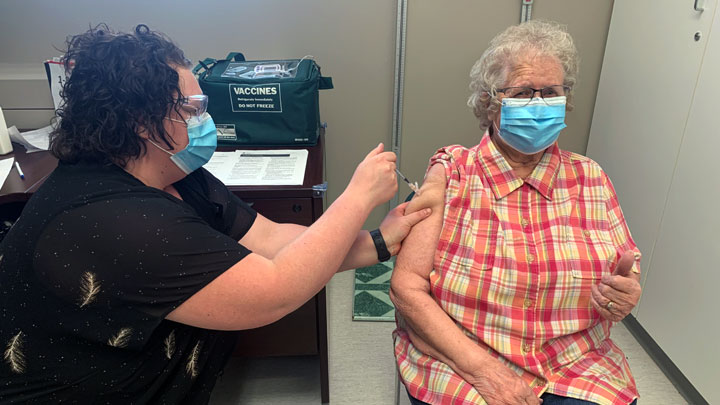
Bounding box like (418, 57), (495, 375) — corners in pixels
(606, 301), (615, 311)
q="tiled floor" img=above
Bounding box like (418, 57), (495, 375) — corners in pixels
(211, 270), (690, 404)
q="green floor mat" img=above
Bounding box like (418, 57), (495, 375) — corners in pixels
(352, 260), (395, 322)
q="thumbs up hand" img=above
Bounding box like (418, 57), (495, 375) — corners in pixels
(590, 251), (642, 322)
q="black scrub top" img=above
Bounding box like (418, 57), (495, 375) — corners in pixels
(0, 160), (257, 404)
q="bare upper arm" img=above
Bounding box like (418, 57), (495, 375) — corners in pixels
(238, 213), (305, 259)
(166, 252), (290, 330)
(404, 164), (447, 216)
(390, 164), (446, 296)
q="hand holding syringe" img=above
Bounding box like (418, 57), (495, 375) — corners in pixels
(395, 169), (420, 196)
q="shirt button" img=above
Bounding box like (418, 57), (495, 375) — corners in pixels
(527, 254), (535, 263)
(583, 230), (591, 237)
(522, 343), (532, 354)
(521, 218), (529, 227)
(523, 299), (532, 309)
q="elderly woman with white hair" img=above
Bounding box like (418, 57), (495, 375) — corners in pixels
(391, 20), (642, 405)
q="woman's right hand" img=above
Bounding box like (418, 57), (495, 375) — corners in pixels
(345, 143), (398, 209)
(464, 359), (541, 405)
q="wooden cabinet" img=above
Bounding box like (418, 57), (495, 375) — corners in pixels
(221, 134), (329, 403)
(245, 198), (315, 226)
(232, 195), (320, 357)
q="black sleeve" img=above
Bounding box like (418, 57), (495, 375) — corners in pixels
(175, 168), (257, 240)
(33, 195), (252, 323)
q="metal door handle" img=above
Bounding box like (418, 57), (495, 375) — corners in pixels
(695, 0), (705, 12)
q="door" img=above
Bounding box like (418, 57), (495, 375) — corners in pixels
(634, 3), (720, 402)
(586, 0), (717, 295)
(587, 0), (719, 402)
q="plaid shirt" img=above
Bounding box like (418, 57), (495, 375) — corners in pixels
(393, 135), (640, 405)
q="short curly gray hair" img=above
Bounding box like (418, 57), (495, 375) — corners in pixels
(467, 20), (579, 131)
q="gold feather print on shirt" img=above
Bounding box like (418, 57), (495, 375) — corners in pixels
(4, 331), (26, 374)
(186, 341), (202, 378)
(107, 328), (132, 348)
(164, 330), (176, 360)
(78, 271), (101, 307)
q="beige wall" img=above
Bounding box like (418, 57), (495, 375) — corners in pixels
(0, 0), (614, 225)
(399, 1), (614, 184)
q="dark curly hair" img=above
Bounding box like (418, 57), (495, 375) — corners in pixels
(51, 24), (191, 165)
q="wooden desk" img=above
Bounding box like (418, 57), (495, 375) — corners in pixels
(0, 136), (330, 404)
(0, 145), (58, 221)
(0, 145), (58, 201)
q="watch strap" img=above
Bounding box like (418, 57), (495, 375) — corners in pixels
(369, 228), (391, 262)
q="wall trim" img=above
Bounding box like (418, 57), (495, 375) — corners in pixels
(622, 315), (708, 405)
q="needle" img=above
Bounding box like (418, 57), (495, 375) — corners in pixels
(395, 169), (420, 195)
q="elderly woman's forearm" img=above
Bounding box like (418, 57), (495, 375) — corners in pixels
(391, 285), (493, 379)
(404, 321), (462, 369)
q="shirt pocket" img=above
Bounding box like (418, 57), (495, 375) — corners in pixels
(555, 226), (616, 311)
(566, 227), (616, 280)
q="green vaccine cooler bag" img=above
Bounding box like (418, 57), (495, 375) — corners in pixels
(194, 52), (333, 146)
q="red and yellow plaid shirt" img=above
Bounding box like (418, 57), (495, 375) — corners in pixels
(394, 135), (640, 405)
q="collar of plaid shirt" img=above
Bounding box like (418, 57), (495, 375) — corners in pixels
(477, 134), (560, 200)
(393, 134), (639, 405)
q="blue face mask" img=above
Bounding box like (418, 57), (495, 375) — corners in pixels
(497, 96), (567, 155)
(149, 112), (218, 174)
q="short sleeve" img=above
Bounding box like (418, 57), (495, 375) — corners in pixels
(428, 147), (456, 179)
(175, 168), (257, 240)
(428, 145), (471, 204)
(33, 195), (251, 323)
(203, 170), (257, 240)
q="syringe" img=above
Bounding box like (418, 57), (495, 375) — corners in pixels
(395, 169), (420, 196)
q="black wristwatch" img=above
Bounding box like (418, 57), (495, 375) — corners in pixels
(369, 228), (391, 262)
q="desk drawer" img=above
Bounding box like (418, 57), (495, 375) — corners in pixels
(243, 198), (314, 226)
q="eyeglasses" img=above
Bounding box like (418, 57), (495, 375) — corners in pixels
(496, 85), (571, 106)
(167, 94), (209, 126)
(180, 94), (208, 120)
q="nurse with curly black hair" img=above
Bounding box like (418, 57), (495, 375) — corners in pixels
(0, 24), (429, 403)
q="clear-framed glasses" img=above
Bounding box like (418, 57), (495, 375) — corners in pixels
(497, 85), (571, 106)
(167, 94), (209, 126)
(181, 94), (208, 121)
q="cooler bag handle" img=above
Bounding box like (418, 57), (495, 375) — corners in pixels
(192, 57), (217, 75)
(319, 76), (333, 90)
(192, 53), (245, 76)
(225, 52), (246, 62)
(312, 62), (333, 90)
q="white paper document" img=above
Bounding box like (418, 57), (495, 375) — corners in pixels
(0, 157), (14, 189)
(8, 125), (51, 152)
(45, 59), (67, 111)
(204, 149), (308, 186)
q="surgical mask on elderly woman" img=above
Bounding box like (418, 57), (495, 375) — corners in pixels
(148, 112), (218, 174)
(497, 96), (567, 155)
